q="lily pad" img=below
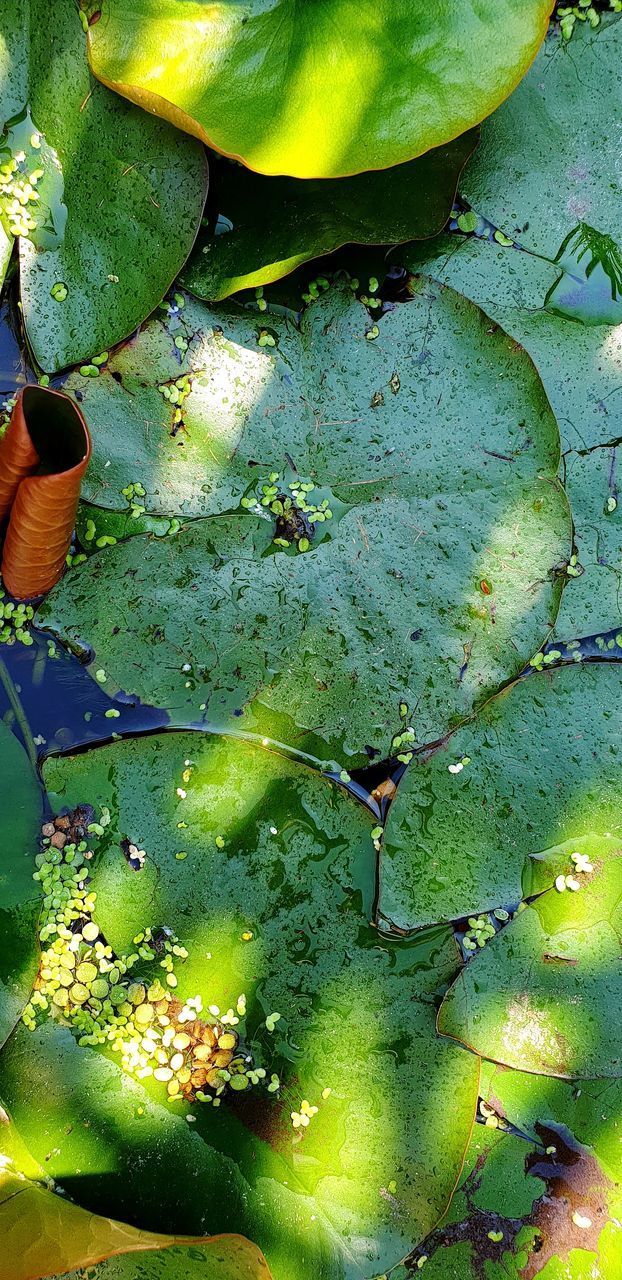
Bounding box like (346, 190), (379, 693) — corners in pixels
(0, 731), (478, 1280)
(0, 1164), (272, 1280)
(181, 134), (477, 301)
(45, 281), (570, 763)
(379, 664), (622, 931)
(406, 233), (622, 454)
(555, 446), (622, 638)
(0, 0), (207, 372)
(0, 714), (42, 1048)
(86, 0), (551, 179)
(462, 16), (622, 265)
(438, 839), (622, 1076)
(412, 1071), (622, 1278)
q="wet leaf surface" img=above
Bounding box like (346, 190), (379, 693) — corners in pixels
(181, 135), (477, 301)
(462, 17), (622, 267)
(0, 715), (42, 1048)
(0, 731), (478, 1280)
(380, 664), (622, 930)
(43, 281), (570, 764)
(0, 0), (207, 372)
(0, 1164), (272, 1280)
(86, 0), (551, 179)
(439, 835), (622, 1076)
(412, 1067), (622, 1278)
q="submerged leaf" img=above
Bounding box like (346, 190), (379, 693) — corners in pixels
(0, 0), (207, 372)
(86, 0), (552, 178)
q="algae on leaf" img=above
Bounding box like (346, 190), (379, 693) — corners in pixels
(414, 1069), (622, 1278)
(0, 0), (207, 372)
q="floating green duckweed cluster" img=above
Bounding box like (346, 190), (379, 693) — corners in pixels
(0, 592), (35, 645)
(391, 724), (416, 764)
(23, 807), (274, 1106)
(158, 372), (193, 428)
(241, 473), (333, 553)
(462, 913), (505, 952)
(555, 849), (594, 892)
(120, 481), (146, 519)
(0, 147), (43, 239)
(555, 0), (621, 40)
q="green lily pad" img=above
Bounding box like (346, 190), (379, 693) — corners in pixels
(555, 447), (622, 638)
(0, 1158), (272, 1280)
(406, 234), (622, 454)
(462, 16), (622, 265)
(405, 234), (622, 640)
(0, 0), (207, 372)
(181, 134), (477, 301)
(0, 731), (477, 1280)
(86, 0), (551, 179)
(379, 664), (622, 931)
(438, 842), (622, 1076)
(412, 1070), (622, 1277)
(0, 714), (42, 1049)
(45, 280), (570, 763)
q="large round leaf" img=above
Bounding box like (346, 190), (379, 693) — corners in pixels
(0, 732), (478, 1280)
(379, 664), (622, 931)
(181, 135), (477, 301)
(0, 714), (42, 1048)
(412, 1070), (622, 1278)
(0, 0), (207, 372)
(44, 281), (570, 763)
(438, 835), (622, 1076)
(86, 0), (552, 179)
(406, 234), (622, 641)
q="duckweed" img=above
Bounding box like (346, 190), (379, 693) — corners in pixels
(0, 594), (35, 647)
(241, 472), (335, 554)
(23, 808), (277, 1108)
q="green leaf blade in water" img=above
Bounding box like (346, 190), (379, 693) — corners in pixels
(545, 223), (622, 326)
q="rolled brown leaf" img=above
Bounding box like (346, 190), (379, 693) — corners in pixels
(0, 385), (91, 599)
(0, 387), (40, 521)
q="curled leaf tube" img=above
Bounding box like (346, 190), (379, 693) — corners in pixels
(0, 386), (91, 598)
